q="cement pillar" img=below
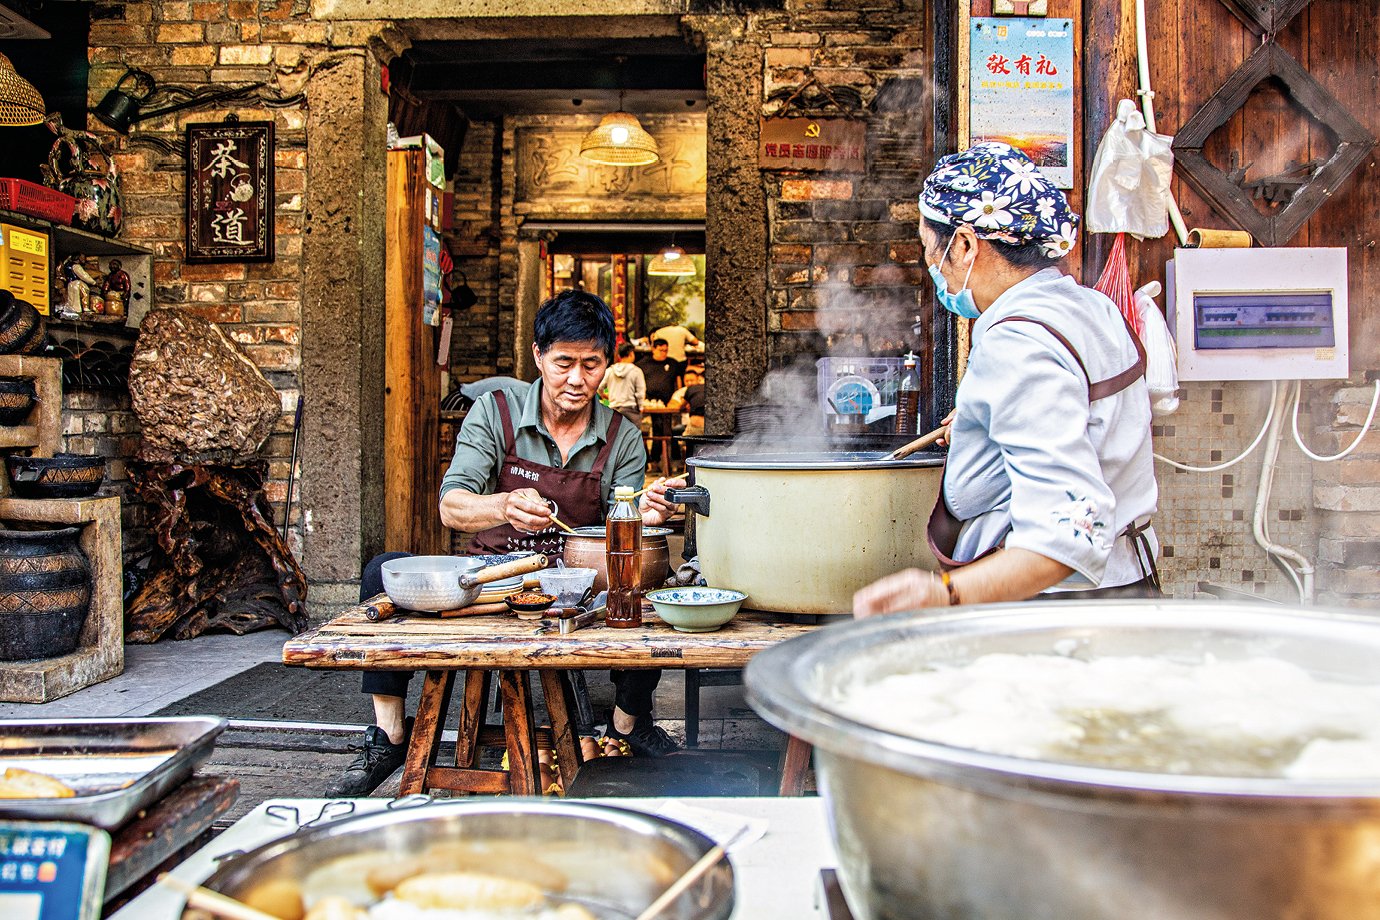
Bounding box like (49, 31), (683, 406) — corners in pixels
(299, 45), (391, 612)
(690, 16), (767, 436)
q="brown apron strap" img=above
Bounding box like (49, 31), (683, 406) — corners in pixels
(492, 389), (517, 455)
(589, 408), (623, 476)
(925, 478), (1006, 572)
(992, 315), (1145, 402)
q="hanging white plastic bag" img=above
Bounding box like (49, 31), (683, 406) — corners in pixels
(1086, 99), (1175, 240)
(1134, 281), (1179, 416)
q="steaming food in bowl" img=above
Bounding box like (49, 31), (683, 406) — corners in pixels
(830, 652), (1380, 778)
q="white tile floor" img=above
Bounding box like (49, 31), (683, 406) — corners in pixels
(0, 629), (290, 719)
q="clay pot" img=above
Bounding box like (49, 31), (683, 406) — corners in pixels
(0, 377), (36, 425)
(0, 526), (92, 661)
(6, 453), (106, 499)
(561, 525), (672, 593)
(0, 294), (48, 356)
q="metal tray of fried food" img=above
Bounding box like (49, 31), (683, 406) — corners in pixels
(0, 717), (228, 829)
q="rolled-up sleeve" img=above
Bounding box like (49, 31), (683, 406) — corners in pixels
(440, 393), (504, 498)
(974, 324), (1118, 582)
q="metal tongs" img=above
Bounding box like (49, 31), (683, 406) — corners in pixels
(557, 590), (607, 634)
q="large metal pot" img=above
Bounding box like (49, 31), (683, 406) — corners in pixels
(746, 601), (1380, 920)
(187, 799), (734, 919)
(671, 452), (943, 614)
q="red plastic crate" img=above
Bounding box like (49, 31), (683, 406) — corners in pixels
(0, 178), (76, 225)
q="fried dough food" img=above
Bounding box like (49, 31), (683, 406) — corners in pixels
(0, 766), (75, 799)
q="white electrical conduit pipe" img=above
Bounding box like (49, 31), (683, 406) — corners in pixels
(1254, 381), (1313, 603)
(1135, 0), (1189, 246)
(1154, 380), (1277, 472)
(1292, 378), (1380, 462)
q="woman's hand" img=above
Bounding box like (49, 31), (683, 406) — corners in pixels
(935, 408), (957, 448)
(853, 568), (948, 618)
(504, 487), (554, 533)
(639, 477), (686, 526)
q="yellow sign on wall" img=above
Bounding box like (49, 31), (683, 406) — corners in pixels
(758, 118), (867, 173)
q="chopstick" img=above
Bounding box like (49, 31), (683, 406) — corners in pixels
(634, 827), (747, 920)
(158, 874), (280, 920)
(546, 512), (577, 535)
(884, 424), (948, 461)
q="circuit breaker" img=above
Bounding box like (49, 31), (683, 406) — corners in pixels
(1167, 247), (1349, 381)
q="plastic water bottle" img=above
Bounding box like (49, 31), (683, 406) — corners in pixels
(606, 486), (643, 628)
(895, 352), (921, 436)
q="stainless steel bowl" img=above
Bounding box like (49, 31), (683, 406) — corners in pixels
(746, 601), (1380, 920)
(189, 799), (734, 919)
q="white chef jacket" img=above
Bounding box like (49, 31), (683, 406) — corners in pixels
(943, 268), (1158, 590)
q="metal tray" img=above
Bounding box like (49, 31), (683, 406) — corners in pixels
(0, 716), (227, 829)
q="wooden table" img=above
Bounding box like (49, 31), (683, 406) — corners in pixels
(641, 405), (683, 477)
(283, 600), (817, 797)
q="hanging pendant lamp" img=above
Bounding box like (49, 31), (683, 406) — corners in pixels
(647, 245), (695, 276)
(580, 89), (659, 167)
(0, 53), (45, 127)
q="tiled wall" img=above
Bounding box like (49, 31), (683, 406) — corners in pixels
(1154, 380), (1316, 604)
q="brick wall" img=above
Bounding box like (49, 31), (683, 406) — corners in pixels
(88, 0), (334, 561)
(445, 120), (509, 383)
(753, 5), (928, 367)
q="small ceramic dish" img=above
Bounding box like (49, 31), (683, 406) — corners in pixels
(646, 587), (748, 633)
(506, 591), (556, 620)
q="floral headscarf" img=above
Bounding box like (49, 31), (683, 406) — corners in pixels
(919, 142), (1079, 260)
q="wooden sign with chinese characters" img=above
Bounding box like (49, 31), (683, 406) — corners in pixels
(758, 118), (866, 173)
(186, 121), (275, 263)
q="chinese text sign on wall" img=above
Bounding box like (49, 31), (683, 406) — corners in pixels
(186, 121), (275, 263)
(759, 118), (867, 173)
(969, 18), (1074, 189)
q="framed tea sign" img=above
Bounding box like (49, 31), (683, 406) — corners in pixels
(186, 120), (275, 263)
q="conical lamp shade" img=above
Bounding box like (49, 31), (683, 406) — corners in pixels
(0, 53), (44, 127)
(647, 246), (695, 276)
(580, 110), (659, 166)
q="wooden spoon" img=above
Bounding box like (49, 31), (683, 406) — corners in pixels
(158, 874), (280, 920)
(884, 424), (948, 461)
(634, 827), (747, 920)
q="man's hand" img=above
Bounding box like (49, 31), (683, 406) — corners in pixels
(853, 568), (947, 618)
(639, 477), (686, 526)
(504, 487), (554, 533)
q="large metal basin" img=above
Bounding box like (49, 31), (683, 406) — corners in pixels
(746, 601), (1380, 920)
(674, 451), (943, 614)
(190, 799), (734, 919)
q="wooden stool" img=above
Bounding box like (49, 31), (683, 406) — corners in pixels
(399, 668), (585, 797)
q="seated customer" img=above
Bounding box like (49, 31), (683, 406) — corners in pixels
(600, 342), (645, 429)
(327, 290), (686, 797)
(669, 364), (706, 437)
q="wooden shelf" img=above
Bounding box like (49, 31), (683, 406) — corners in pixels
(0, 209), (153, 258)
(0, 355), (61, 460)
(0, 495), (123, 702)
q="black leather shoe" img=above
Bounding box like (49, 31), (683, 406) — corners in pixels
(607, 716), (680, 758)
(324, 721), (409, 797)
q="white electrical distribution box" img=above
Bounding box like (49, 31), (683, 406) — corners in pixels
(1167, 247), (1349, 381)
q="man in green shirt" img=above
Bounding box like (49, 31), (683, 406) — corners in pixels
(327, 291), (685, 797)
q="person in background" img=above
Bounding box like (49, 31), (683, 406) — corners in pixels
(651, 323), (700, 363)
(637, 338), (682, 403)
(853, 142), (1159, 617)
(670, 364), (706, 438)
(601, 342), (646, 429)
(327, 291), (686, 797)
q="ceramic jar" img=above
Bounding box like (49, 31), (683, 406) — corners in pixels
(0, 527), (92, 661)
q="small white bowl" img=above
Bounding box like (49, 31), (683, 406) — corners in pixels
(646, 587), (748, 633)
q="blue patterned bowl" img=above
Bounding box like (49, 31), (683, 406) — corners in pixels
(646, 587), (748, 633)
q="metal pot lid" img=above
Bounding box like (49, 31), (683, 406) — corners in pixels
(689, 450), (944, 471)
(569, 525), (672, 537)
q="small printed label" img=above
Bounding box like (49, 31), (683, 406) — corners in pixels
(1315, 347), (1335, 362)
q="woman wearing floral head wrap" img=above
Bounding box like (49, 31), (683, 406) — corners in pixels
(854, 142), (1160, 616)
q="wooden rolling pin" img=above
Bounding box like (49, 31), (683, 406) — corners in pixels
(885, 424), (948, 460)
(367, 599), (513, 621)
